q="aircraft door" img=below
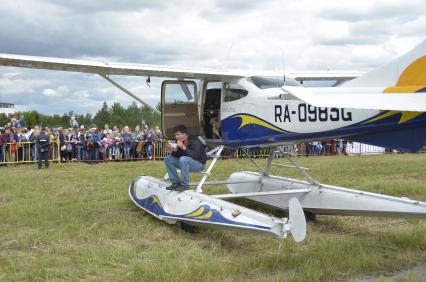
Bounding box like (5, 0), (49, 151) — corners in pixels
(202, 82), (223, 139)
(161, 80), (201, 138)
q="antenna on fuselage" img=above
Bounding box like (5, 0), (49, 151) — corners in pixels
(281, 44), (288, 86)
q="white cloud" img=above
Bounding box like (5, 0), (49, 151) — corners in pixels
(2, 72), (21, 79)
(0, 74), (51, 95)
(42, 88), (58, 97)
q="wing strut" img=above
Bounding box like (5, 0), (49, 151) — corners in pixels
(99, 74), (160, 114)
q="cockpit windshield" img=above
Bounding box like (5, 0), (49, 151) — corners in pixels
(248, 76), (302, 89)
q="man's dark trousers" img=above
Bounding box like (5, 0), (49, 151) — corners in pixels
(38, 150), (49, 169)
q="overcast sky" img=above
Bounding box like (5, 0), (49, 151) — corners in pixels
(0, 0), (425, 115)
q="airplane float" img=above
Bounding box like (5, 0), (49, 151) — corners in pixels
(1, 40), (426, 242)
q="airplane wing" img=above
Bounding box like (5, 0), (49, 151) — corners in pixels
(0, 53), (363, 83)
(283, 86), (426, 112)
(0, 53), (244, 81)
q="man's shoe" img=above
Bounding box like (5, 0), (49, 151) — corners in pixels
(166, 183), (180, 190)
(176, 184), (189, 192)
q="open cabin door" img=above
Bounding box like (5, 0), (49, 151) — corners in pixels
(202, 81), (223, 139)
(161, 80), (201, 138)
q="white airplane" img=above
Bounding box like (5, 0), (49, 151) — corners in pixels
(1, 40), (426, 242)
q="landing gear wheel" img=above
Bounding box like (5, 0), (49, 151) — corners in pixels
(304, 210), (317, 222)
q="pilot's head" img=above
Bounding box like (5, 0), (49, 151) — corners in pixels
(173, 125), (188, 142)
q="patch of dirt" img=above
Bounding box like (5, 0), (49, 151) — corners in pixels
(349, 263), (426, 282)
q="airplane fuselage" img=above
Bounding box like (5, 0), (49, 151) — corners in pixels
(216, 78), (426, 151)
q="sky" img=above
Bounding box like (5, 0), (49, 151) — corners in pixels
(0, 0), (425, 115)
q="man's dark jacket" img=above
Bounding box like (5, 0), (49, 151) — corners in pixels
(36, 132), (50, 152)
(171, 135), (207, 164)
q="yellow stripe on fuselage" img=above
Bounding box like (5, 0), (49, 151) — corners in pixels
(236, 114), (286, 133)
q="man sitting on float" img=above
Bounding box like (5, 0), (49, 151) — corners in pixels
(164, 125), (207, 192)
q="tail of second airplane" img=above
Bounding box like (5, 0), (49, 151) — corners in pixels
(344, 39), (426, 92)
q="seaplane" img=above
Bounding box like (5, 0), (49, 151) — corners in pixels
(1, 39), (426, 242)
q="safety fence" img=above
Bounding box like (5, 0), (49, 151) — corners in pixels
(0, 141), (159, 164)
(0, 142), (61, 165)
(0, 140), (424, 166)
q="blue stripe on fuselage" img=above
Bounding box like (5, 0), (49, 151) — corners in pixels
(220, 112), (426, 152)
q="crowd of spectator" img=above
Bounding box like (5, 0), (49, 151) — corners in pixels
(0, 114), (28, 163)
(247, 139), (348, 159)
(56, 123), (164, 162)
(0, 114), (164, 164)
(302, 139), (348, 156)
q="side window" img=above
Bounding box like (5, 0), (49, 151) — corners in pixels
(223, 83), (248, 102)
(163, 82), (196, 104)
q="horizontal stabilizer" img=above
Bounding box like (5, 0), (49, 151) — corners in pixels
(283, 86), (426, 112)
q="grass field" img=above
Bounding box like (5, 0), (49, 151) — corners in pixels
(1, 154), (426, 281)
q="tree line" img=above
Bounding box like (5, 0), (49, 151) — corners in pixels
(0, 101), (161, 129)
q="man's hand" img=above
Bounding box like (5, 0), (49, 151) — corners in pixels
(176, 140), (186, 150)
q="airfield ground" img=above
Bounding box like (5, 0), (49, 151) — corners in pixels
(1, 154), (425, 281)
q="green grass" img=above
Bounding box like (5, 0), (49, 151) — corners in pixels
(1, 154), (426, 281)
